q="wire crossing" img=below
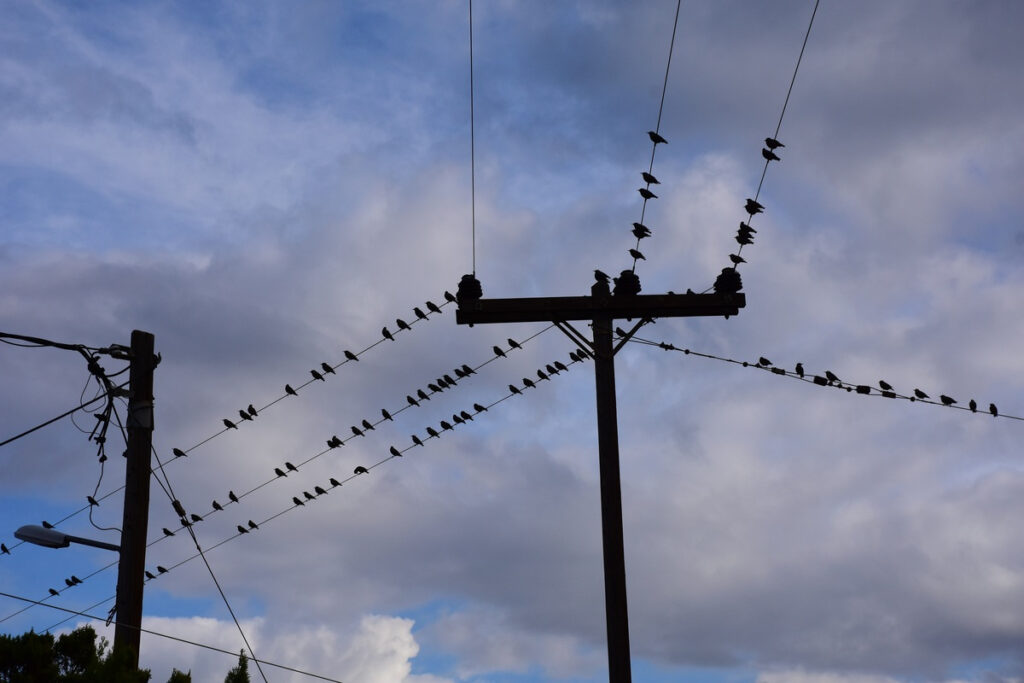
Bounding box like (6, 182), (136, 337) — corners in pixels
(625, 333), (1020, 422)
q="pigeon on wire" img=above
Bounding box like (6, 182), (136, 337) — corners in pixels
(762, 147), (781, 162)
(641, 172), (660, 185)
(765, 137), (784, 150)
(638, 188), (658, 200)
(648, 131), (667, 145)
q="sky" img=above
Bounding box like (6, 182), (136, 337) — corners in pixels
(2, 1), (1024, 681)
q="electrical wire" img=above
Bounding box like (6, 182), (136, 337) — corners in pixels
(704, 0), (821, 294)
(0, 383), (126, 449)
(0, 590), (343, 682)
(468, 0), (477, 275)
(624, 333), (1022, 422)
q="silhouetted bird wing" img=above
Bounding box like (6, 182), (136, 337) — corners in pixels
(286, 461), (297, 471)
(632, 223), (652, 239)
(212, 501), (223, 511)
(914, 389), (928, 399)
(940, 395), (956, 406)
(878, 380), (892, 391)
(173, 448), (187, 458)
(648, 130), (667, 145)
(321, 362), (335, 375)
(330, 478), (341, 487)
(229, 491), (239, 503)
(397, 318), (410, 331)
(629, 248), (646, 261)
(315, 486), (327, 495)
(761, 148), (781, 161)
(382, 326), (394, 341)
(285, 384), (297, 396)
(275, 468), (286, 477)
(223, 418), (237, 429)
(765, 137), (785, 150)
(426, 301), (442, 314)
(390, 446), (402, 457)
(293, 497), (304, 506)
(638, 188), (658, 200)
(311, 369), (324, 381)
(414, 307), (427, 320)
(247, 404), (257, 416)
(163, 528), (175, 537)
(344, 350), (359, 362)
(473, 403), (487, 412)
(990, 403), (998, 416)
(641, 171), (660, 185)
(354, 466), (369, 474)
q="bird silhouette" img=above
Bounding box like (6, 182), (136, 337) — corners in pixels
(914, 389), (929, 399)
(629, 248), (646, 261)
(537, 369), (549, 381)
(455, 367), (467, 378)
(49, 588), (59, 597)
(239, 409), (252, 421)
(745, 198), (765, 215)
(460, 410), (474, 421)
(444, 290), (457, 303)
(795, 363), (804, 378)
(145, 571), (156, 580)
(426, 301), (442, 314)
(344, 350), (359, 362)
(303, 491), (315, 501)
(632, 223), (652, 239)
(473, 403), (487, 412)
(414, 307), (427, 320)
(509, 384), (522, 395)
(87, 495), (99, 507)
(311, 369), (325, 382)
(761, 147), (781, 162)
(990, 403), (998, 417)
(546, 363), (558, 375)
(554, 361), (568, 372)
(407, 395), (419, 407)
(825, 371), (840, 384)
(321, 363), (335, 375)
(285, 384), (297, 396)
(237, 525), (249, 534)
(212, 500), (223, 511)
(173, 448), (187, 458)
(248, 520), (258, 529)
(638, 188), (658, 200)
(190, 513), (203, 523)
(71, 575), (81, 585)
(274, 467), (287, 478)
(522, 378), (536, 389)
(328, 436), (343, 448)
(157, 566), (168, 574)
(381, 408), (393, 421)
(361, 419), (375, 431)
(879, 380), (893, 391)
(1, 543), (9, 555)
(412, 435), (424, 447)
(229, 491), (239, 503)
(969, 399), (977, 412)
(351, 426), (364, 437)
(493, 345), (506, 358)
(162, 528), (175, 537)
(508, 338), (521, 350)
(765, 137), (785, 150)
(354, 466), (369, 475)
(382, 326), (394, 341)
(758, 357), (772, 367)
(940, 395), (956, 406)
(286, 462), (298, 472)
(247, 404), (258, 417)
(443, 373), (457, 385)
(440, 420), (454, 431)
(65, 578), (74, 587)
(417, 389), (430, 401)
(223, 418), (237, 430)
(461, 363), (475, 376)
(641, 171), (660, 185)
(293, 497), (304, 507)
(594, 270), (611, 284)
(330, 478), (341, 487)
(314, 486), (327, 496)
(453, 414), (464, 425)
(426, 426), (440, 438)
(42, 521), (53, 529)
(427, 382), (442, 393)
(390, 446), (402, 457)
(648, 130), (667, 145)
(729, 254), (746, 265)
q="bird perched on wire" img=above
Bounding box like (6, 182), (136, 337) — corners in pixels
(382, 326), (394, 342)
(274, 467), (287, 478)
(648, 130), (667, 145)
(212, 500), (223, 511)
(745, 198), (765, 215)
(426, 301), (442, 314)
(190, 513), (203, 523)
(990, 403), (998, 417)
(390, 446), (402, 458)
(344, 350), (359, 362)
(354, 466), (369, 475)
(327, 435), (342, 448)
(879, 380), (893, 392)
(173, 448), (187, 458)
(1, 543), (9, 555)
(825, 370), (840, 384)
(426, 426), (440, 438)
(311, 369), (325, 382)
(413, 307), (427, 320)
(729, 254), (746, 265)
(330, 478), (341, 487)
(412, 435), (424, 447)
(417, 389), (430, 402)
(641, 171), (660, 185)
(761, 147), (781, 162)
(940, 395), (956, 406)
(285, 462), (298, 472)
(493, 345), (506, 358)
(303, 491), (315, 501)
(321, 363), (335, 376)
(638, 188), (658, 200)
(228, 491), (239, 504)
(236, 525), (249, 535)
(629, 248), (646, 261)
(292, 496), (304, 507)
(969, 399), (977, 412)
(473, 403), (487, 413)
(396, 318), (411, 332)
(351, 425), (364, 437)
(145, 570), (156, 580)
(758, 357), (772, 367)
(315, 486), (327, 496)
(632, 223), (651, 239)
(765, 137), (784, 150)
(594, 269), (611, 284)
(162, 528), (175, 537)
(285, 384), (297, 396)
(795, 363), (804, 378)
(157, 566), (168, 574)
(913, 389), (929, 399)
(223, 418), (237, 430)
(87, 495), (99, 507)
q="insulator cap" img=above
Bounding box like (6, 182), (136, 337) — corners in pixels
(456, 274), (483, 305)
(612, 270), (641, 296)
(713, 267), (743, 294)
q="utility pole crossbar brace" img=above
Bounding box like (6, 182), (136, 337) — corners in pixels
(457, 283), (744, 682)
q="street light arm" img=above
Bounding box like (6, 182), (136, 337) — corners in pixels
(15, 525), (120, 553)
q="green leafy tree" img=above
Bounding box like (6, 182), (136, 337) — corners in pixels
(0, 626), (150, 683)
(165, 669), (191, 683)
(222, 650), (250, 683)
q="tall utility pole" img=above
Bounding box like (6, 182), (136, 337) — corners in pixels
(113, 329), (156, 669)
(457, 283), (744, 682)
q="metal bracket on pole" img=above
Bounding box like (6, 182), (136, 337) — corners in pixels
(612, 318), (650, 356)
(555, 320), (595, 358)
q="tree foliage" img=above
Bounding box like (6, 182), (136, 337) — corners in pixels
(222, 650), (250, 683)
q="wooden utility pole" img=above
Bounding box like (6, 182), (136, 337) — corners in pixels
(457, 283), (744, 682)
(113, 329), (156, 669)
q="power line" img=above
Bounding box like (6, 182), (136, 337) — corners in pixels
(707, 0), (821, 296)
(0, 382), (126, 449)
(468, 0), (477, 275)
(0, 590), (343, 682)
(625, 333), (1021, 421)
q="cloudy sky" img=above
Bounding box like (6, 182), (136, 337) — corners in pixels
(2, 1), (1023, 681)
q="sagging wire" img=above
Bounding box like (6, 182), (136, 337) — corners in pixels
(0, 591), (343, 682)
(624, 332), (1021, 422)
(30, 347), (589, 637)
(706, 0), (821, 297)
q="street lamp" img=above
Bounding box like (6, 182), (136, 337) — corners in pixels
(15, 524), (121, 553)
